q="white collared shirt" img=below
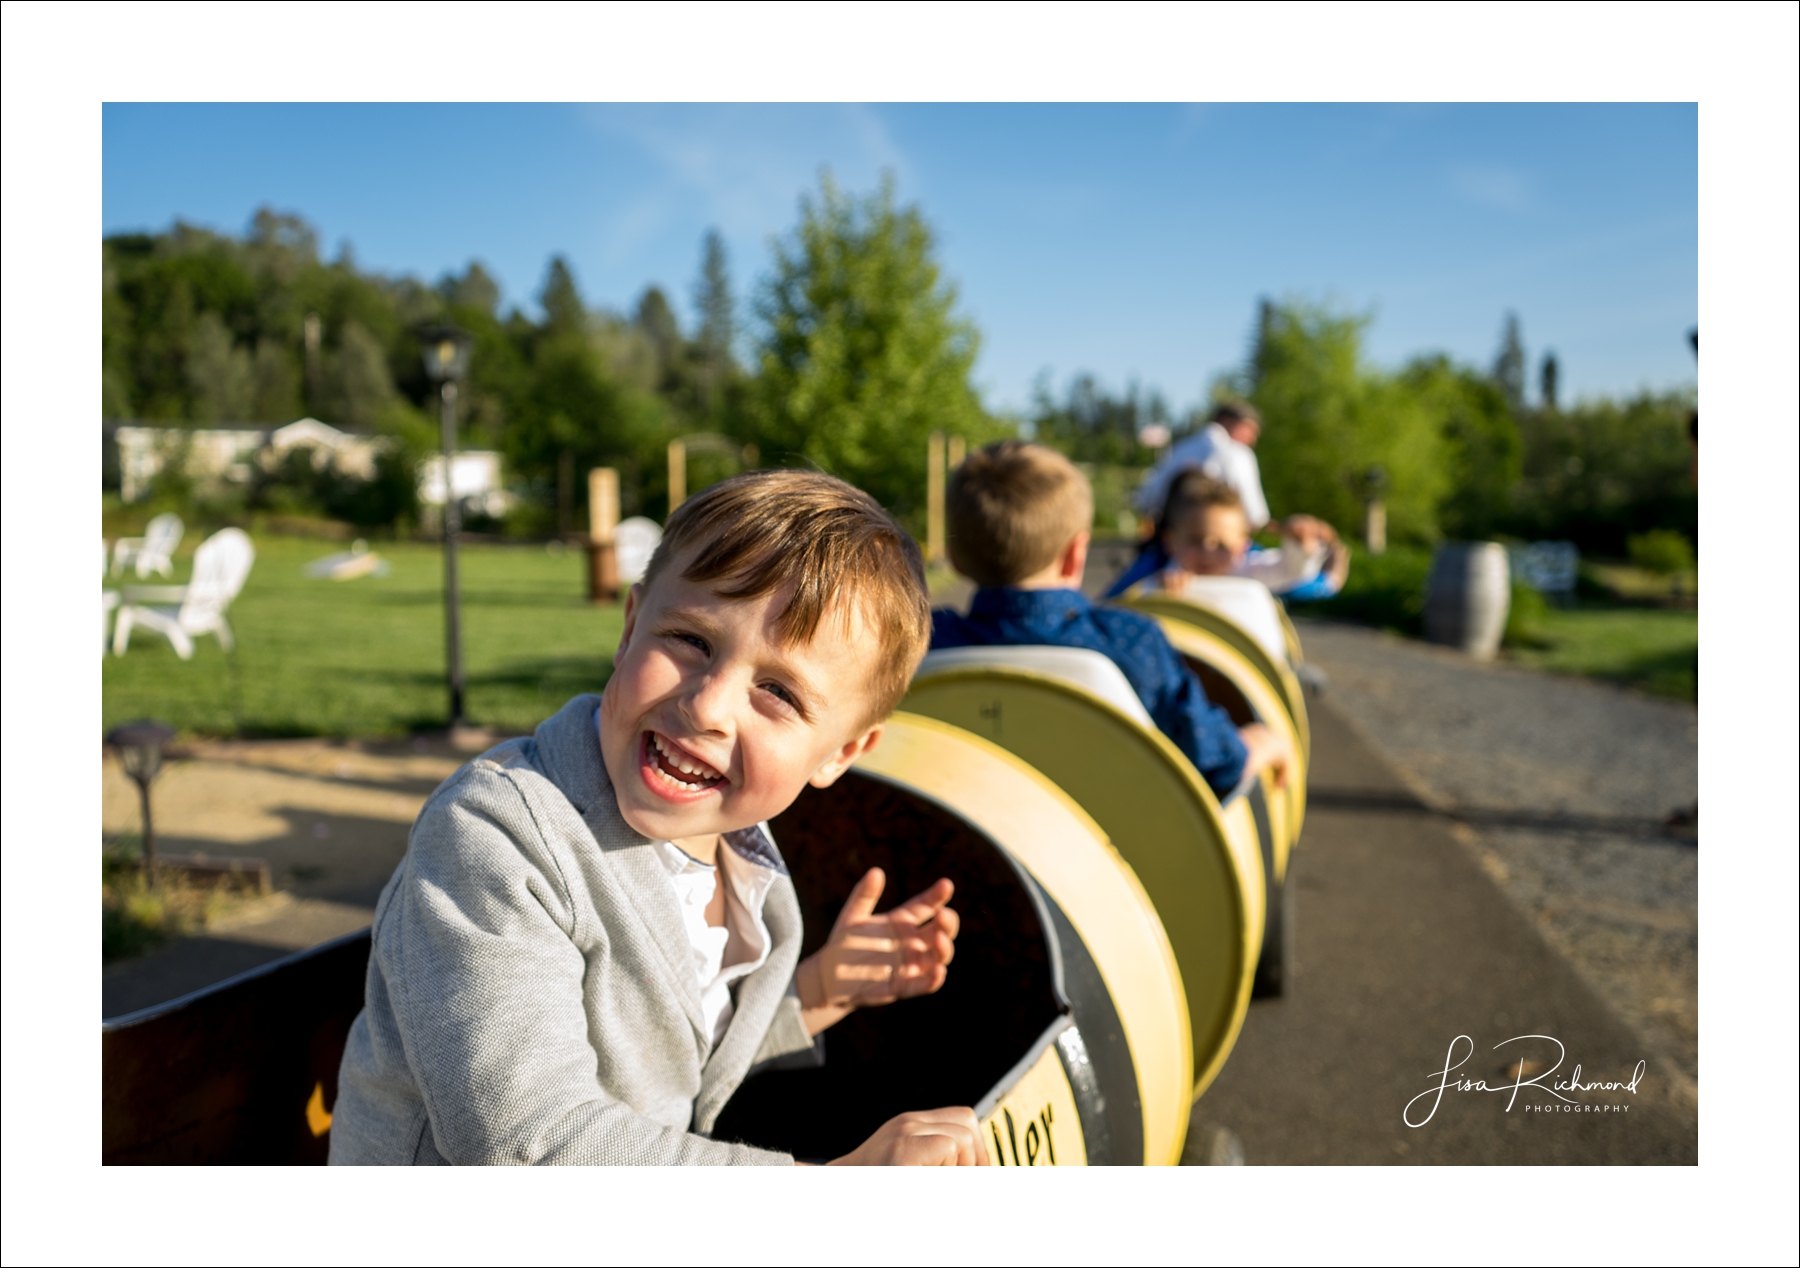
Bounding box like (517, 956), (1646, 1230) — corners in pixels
(1135, 422), (1272, 528)
(592, 708), (781, 1050)
(654, 830), (780, 1050)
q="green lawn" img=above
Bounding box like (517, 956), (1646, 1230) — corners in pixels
(103, 535), (625, 738)
(1508, 604), (1697, 700)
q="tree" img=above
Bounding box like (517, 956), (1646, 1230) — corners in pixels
(1539, 352), (1560, 412)
(1401, 354), (1520, 540)
(539, 256), (587, 335)
(1247, 299), (1451, 545)
(327, 319), (398, 430)
(1509, 389), (1695, 553)
(498, 257), (673, 530)
(1029, 373), (1173, 465)
(694, 229), (735, 369)
(251, 338), (301, 423)
(750, 172), (991, 524)
(1492, 312), (1527, 414)
(441, 261), (501, 316)
(185, 311), (254, 422)
(634, 285), (682, 385)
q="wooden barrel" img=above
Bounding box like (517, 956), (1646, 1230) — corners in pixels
(103, 715), (1193, 1166)
(718, 713), (1194, 1165)
(903, 659), (1263, 1101)
(1424, 542), (1511, 658)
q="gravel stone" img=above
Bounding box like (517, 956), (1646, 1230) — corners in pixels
(1292, 618), (1698, 1091)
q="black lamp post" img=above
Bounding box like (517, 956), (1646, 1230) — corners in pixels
(107, 720), (176, 889)
(420, 325), (474, 730)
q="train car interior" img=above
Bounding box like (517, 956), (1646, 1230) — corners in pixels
(713, 767), (1143, 1165)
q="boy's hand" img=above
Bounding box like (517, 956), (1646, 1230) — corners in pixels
(1276, 514), (1337, 554)
(826, 1108), (991, 1166)
(1238, 721), (1294, 790)
(1323, 538), (1352, 589)
(795, 868), (959, 1035)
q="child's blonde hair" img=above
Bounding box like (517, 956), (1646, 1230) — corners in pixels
(946, 441), (1093, 587)
(642, 469), (931, 726)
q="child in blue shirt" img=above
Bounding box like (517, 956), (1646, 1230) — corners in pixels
(932, 441), (1292, 798)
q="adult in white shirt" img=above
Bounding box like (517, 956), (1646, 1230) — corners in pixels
(1135, 402), (1270, 528)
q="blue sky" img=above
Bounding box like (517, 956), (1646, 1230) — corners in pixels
(102, 103), (1696, 415)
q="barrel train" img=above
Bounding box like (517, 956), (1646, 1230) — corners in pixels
(102, 579), (1309, 1166)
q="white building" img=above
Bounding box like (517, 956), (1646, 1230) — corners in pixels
(113, 417), (393, 502)
(111, 417), (510, 516)
(417, 451), (512, 518)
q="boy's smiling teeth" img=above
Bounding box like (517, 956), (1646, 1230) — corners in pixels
(649, 733), (724, 791)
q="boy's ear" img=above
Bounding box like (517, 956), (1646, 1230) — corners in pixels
(1061, 530), (1091, 583)
(808, 724), (883, 789)
(616, 582), (646, 655)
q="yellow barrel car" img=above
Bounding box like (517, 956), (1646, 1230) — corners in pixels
(103, 714), (1196, 1166)
(904, 646), (1266, 1101)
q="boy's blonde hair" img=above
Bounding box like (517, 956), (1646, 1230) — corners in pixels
(641, 469), (931, 726)
(946, 440), (1093, 587)
(1161, 471), (1243, 531)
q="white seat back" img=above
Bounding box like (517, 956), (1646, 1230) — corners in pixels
(1169, 575), (1289, 665)
(916, 645), (1155, 728)
(180, 529), (255, 626)
(139, 513), (184, 575)
(615, 517), (663, 586)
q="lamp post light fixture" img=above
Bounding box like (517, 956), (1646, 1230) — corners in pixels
(107, 719), (176, 889)
(420, 325), (475, 731)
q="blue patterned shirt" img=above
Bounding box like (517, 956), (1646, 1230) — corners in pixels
(930, 587), (1248, 797)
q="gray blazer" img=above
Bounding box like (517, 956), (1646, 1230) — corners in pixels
(329, 694), (816, 1165)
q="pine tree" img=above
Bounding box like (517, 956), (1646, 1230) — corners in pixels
(1492, 312), (1527, 413)
(693, 229), (735, 370)
(539, 256), (587, 335)
(634, 286), (682, 383)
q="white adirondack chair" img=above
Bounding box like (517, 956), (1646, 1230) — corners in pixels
(112, 528), (255, 659)
(111, 513), (185, 579)
(102, 540), (120, 653)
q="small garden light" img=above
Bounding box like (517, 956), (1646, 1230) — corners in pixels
(418, 324), (474, 730)
(1361, 464), (1389, 556)
(106, 719), (176, 889)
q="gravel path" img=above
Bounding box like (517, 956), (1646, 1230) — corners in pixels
(1291, 619), (1699, 1095)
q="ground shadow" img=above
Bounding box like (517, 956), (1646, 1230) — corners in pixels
(1307, 787), (1697, 844)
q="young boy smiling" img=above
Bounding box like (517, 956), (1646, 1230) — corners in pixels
(331, 471), (987, 1166)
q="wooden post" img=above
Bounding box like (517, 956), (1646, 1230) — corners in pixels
(947, 434), (966, 470)
(668, 439), (687, 513)
(927, 431), (946, 565)
(1363, 499), (1387, 556)
(588, 467), (620, 603)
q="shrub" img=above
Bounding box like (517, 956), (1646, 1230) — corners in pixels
(1288, 544), (1432, 636)
(1626, 529), (1695, 576)
(1508, 392), (1696, 555)
(101, 845), (254, 963)
(1503, 581), (1550, 648)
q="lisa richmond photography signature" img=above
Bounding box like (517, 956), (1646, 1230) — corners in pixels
(1404, 1034), (1646, 1127)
